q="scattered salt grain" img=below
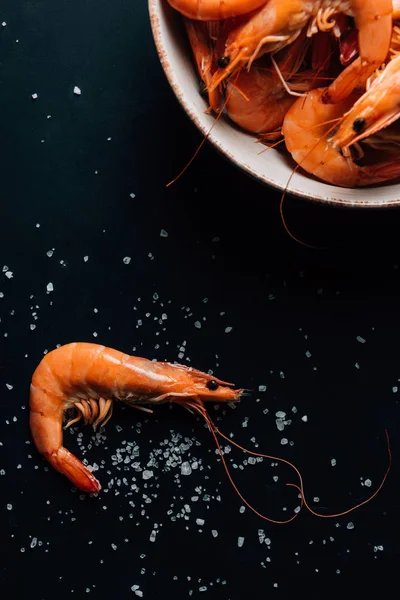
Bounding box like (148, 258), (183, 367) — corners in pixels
(356, 336), (366, 344)
(194, 321), (202, 329)
(73, 86), (82, 95)
(225, 327), (233, 334)
(331, 458), (337, 466)
(237, 536), (245, 547)
(149, 530), (157, 543)
(160, 229), (168, 238)
(305, 351), (312, 358)
(5, 271), (13, 279)
(2, 21), (6, 27)
(364, 479), (372, 487)
(211, 530), (218, 538)
(258, 385), (267, 392)
(129, 193), (136, 199)
(196, 519), (205, 526)
(181, 462), (192, 476)
(301, 415), (308, 422)
(84, 256), (89, 262)
(6, 384), (13, 390)
(276, 411), (286, 418)
(142, 470), (153, 480)
(347, 522), (355, 530)
(30, 538), (37, 548)
(280, 438), (288, 445)
(46, 282), (54, 293)
(32, 93), (38, 100)
(374, 545), (384, 552)
(123, 257), (131, 265)
(6, 504), (12, 510)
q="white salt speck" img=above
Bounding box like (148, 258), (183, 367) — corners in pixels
(5, 271), (13, 279)
(292, 406), (297, 413)
(356, 336), (366, 344)
(160, 229), (168, 238)
(6, 504), (12, 510)
(199, 587), (207, 593)
(93, 332), (98, 338)
(211, 530), (218, 538)
(355, 362), (360, 369)
(30, 324), (36, 331)
(46, 282), (54, 293)
(123, 257), (131, 265)
(392, 386), (398, 393)
(364, 478), (372, 487)
(280, 371), (285, 379)
(374, 545), (384, 552)
(258, 385), (267, 392)
(2, 22), (6, 27)
(149, 530), (157, 543)
(181, 462), (192, 476)
(30, 538), (37, 548)
(142, 470), (153, 480)
(32, 93), (38, 100)
(280, 438), (288, 445)
(347, 522), (355, 530)
(305, 351), (312, 358)
(301, 415), (308, 422)
(84, 256), (89, 262)
(237, 536), (245, 547)
(194, 321), (202, 329)
(225, 327), (233, 334)
(276, 411), (286, 418)
(331, 458), (336, 466)
(239, 506), (245, 514)
(73, 86), (82, 95)
(196, 519), (205, 526)
(46, 249), (54, 257)
(6, 384), (13, 390)
(111, 543), (117, 550)
(129, 193), (136, 199)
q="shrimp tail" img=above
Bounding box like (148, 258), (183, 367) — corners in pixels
(46, 446), (101, 493)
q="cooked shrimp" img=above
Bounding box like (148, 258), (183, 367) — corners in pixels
(209, 0), (392, 100)
(225, 33), (314, 134)
(184, 18), (222, 112)
(321, 0), (393, 103)
(167, 0), (267, 20)
(331, 54), (400, 150)
(29, 342), (243, 492)
(282, 87), (400, 187)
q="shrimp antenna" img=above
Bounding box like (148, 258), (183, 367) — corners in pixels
(287, 430), (391, 519)
(166, 72), (240, 188)
(177, 398), (392, 524)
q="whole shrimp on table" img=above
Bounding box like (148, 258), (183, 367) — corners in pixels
(208, 0), (392, 105)
(29, 342), (244, 493)
(282, 87), (400, 187)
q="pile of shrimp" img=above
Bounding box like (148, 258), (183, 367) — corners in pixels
(166, 0), (400, 188)
(29, 342), (390, 525)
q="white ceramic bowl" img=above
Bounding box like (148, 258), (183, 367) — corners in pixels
(148, 0), (400, 208)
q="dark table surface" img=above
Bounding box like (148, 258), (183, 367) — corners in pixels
(1, 1), (400, 598)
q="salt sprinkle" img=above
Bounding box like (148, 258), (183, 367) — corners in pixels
(364, 479), (372, 487)
(32, 93), (38, 100)
(46, 282), (54, 293)
(160, 229), (168, 238)
(181, 462), (192, 476)
(347, 522), (355, 530)
(258, 385), (267, 392)
(196, 519), (205, 526)
(331, 458), (337, 467)
(301, 415), (308, 422)
(142, 470), (153, 480)
(194, 321), (202, 329)
(6, 384), (13, 390)
(356, 336), (366, 344)
(211, 530), (218, 538)
(73, 86), (82, 95)
(225, 327), (233, 334)
(129, 193), (136, 199)
(280, 438), (288, 445)
(237, 536), (245, 548)
(123, 257), (131, 265)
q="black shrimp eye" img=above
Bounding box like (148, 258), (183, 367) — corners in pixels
(206, 379), (219, 391)
(216, 56), (230, 68)
(353, 118), (366, 133)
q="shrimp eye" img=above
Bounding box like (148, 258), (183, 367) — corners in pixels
(216, 56), (230, 68)
(353, 118), (365, 133)
(206, 379), (219, 391)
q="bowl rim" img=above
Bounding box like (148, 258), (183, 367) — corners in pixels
(148, 0), (400, 209)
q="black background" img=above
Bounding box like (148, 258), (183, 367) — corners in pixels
(1, 1), (400, 598)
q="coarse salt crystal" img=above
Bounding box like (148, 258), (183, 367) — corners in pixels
(280, 438), (288, 445)
(331, 458), (336, 466)
(347, 522), (354, 530)
(142, 470), (153, 480)
(276, 411), (286, 418)
(196, 518), (204, 526)
(6, 384), (13, 390)
(5, 271), (13, 279)
(364, 478), (372, 487)
(123, 257), (131, 265)
(356, 336), (366, 344)
(301, 415), (308, 422)
(46, 282), (54, 293)
(181, 462), (192, 476)
(258, 385), (267, 392)
(160, 229), (168, 238)
(237, 536), (245, 547)
(225, 326), (233, 333)
(32, 93), (38, 100)
(129, 193), (136, 199)
(73, 86), (82, 95)
(211, 530), (218, 538)
(194, 321), (201, 329)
